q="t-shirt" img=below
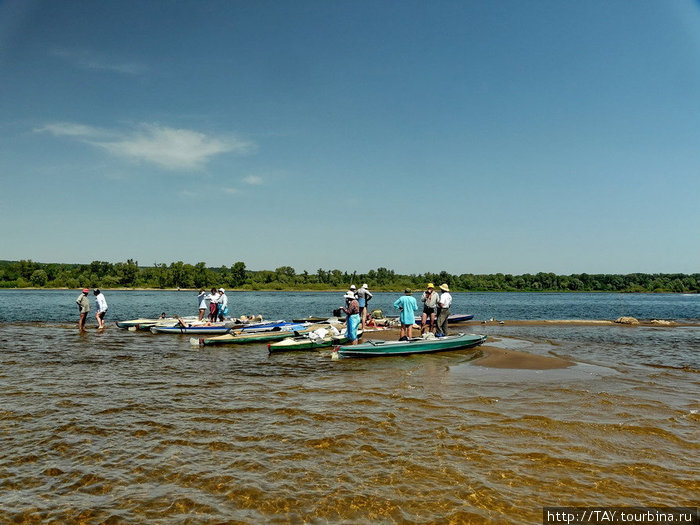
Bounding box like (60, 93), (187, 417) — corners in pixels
(95, 294), (108, 313)
(394, 295), (418, 325)
(76, 294), (90, 314)
(438, 292), (452, 309)
(421, 291), (439, 308)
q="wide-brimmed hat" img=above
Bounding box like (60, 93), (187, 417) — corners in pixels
(427, 283), (434, 289)
(404, 288), (412, 294)
(362, 283), (368, 289)
(82, 288), (89, 293)
(440, 283), (450, 292)
(218, 288), (225, 293)
(349, 284), (356, 290)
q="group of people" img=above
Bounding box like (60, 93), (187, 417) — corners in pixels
(339, 283), (373, 345)
(394, 283), (452, 341)
(197, 288), (229, 322)
(76, 288), (108, 331)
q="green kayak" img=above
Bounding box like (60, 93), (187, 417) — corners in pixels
(193, 327), (315, 346)
(334, 333), (486, 358)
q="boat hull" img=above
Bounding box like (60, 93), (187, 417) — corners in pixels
(335, 333), (486, 358)
(268, 331), (362, 352)
(150, 320), (300, 335)
(197, 327), (314, 346)
(414, 314), (474, 325)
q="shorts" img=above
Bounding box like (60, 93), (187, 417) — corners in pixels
(423, 306), (436, 315)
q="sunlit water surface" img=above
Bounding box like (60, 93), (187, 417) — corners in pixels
(0, 291), (698, 524)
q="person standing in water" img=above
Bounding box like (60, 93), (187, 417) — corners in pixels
(76, 288), (90, 332)
(93, 288), (108, 329)
(341, 292), (361, 345)
(197, 289), (207, 320)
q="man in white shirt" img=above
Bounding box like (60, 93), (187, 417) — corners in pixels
(436, 283), (452, 337)
(93, 289), (108, 329)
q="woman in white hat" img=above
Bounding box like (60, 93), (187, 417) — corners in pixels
(436, 283), (452, 337)
(341, 292), (361, 345)
(217, 288), (228, 321)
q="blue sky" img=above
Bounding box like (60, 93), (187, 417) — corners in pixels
(1, 0), (699, 275)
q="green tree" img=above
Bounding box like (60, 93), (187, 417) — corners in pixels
(115, 259), (139, 287)
(230, 261), (247, 287)
(30, 269), (48, 287)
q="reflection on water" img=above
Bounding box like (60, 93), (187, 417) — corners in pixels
(1, 321), (698, 525)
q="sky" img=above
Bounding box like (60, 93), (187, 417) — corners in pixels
(1, 0), (699, 276)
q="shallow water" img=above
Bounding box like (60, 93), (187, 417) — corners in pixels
(0, 292), (698, 524)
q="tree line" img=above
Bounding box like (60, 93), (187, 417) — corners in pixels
(0, 259), (697, 293)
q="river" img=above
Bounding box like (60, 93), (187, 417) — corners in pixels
(0, 291), (697, 524)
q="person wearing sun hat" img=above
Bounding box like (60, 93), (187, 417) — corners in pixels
(436, 283), (452, 337)
(75, 288), (91, 331)
(341, 291), (361, 345)
(356, 283), (373, 330)
(420, 283), (439, 335)
(217, 288), (229, 321)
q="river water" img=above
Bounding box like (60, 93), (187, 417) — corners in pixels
(0, 291), (698, 524)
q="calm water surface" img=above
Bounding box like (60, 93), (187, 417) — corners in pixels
(0, 291), (698, 524)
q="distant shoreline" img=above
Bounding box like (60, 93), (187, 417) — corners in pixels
(3, 287), (697, 295)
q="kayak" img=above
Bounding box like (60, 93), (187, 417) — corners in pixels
(291, 316), (338, 323)
(151, 322), (236, 335)
(333, 333), (486, 358)
(115, 317), (198, 330)
(194, 324), (315, 346)
(414, 313), (474, 325)
(150, 319), (294, 335)
(268, 330), (363, 353)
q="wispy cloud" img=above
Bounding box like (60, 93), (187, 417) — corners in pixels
(36, 122), (255, 170)
(50, 47), (148, 75)
(243, 175), (264, 185)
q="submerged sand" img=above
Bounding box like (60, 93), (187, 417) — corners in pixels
(360, 325), (574, 370)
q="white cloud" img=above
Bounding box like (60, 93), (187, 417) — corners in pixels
(35, 122), (109, 138)
(36, 122), (254, 171)
(243, 175), (264, 185)
(51, 47), (147, 75)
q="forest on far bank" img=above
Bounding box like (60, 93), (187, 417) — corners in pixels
(1, 259), (698, 294)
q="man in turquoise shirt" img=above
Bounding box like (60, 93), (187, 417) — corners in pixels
(394, 289), (419, 341)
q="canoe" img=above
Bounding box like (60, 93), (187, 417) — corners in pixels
(194, 325), (315, 346)
(414, 313), (474, 325)
(291, 316), (337, 323)
(115, 317), (198, 330)
(268, 330), (363, 353)
(151, 322), (235, 335)
(334, 333), (486, 358)
(150, 320), (300, 335)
